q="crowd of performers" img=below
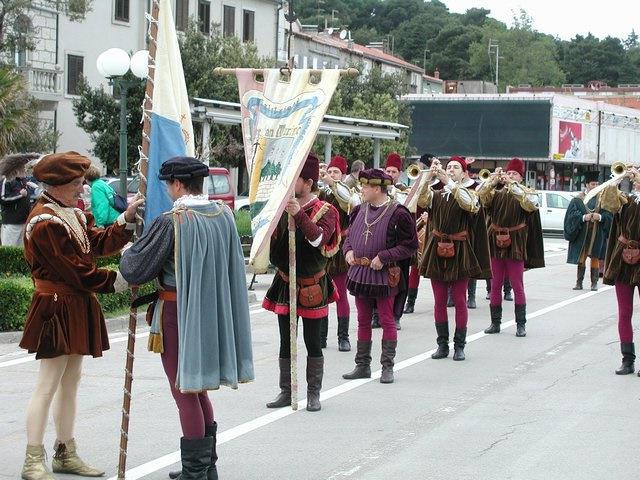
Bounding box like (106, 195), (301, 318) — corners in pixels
(11, 148), (640, 480)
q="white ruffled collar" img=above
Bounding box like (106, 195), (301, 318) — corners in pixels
(630, 191), (640, 204)
(172, 194), (210, 209)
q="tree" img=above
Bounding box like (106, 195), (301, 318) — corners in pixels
(314, 66), (413, 163)
(624, 29), (639, 50)
(426, 22), (483, 80)
(557, 34), (626, 85)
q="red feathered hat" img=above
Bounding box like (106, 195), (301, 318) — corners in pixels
(447, 155), (468, 172)
(505, 157), (525, 177)
(328, 155), (348, 175)
(385, 152), (402, 171)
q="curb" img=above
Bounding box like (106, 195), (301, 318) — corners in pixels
(0, 290), (259, 345)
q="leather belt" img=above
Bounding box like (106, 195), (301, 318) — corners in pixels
(432, 229), (468, 241)
(34, 279), (87, 296)
(489, 223), (527, 234)
(277, 269), (325, 287)
(618, 235), (640, 248)
(159, 290), (177, 302)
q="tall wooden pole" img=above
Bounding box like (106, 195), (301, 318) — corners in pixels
(116, 1), (159, 478)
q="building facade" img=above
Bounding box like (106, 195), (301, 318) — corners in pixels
(13, 0), (280, 166)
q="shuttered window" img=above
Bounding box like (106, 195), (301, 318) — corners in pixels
(223, 5), (235, 37)
(175, 0), (188, 31)
(243, 10), (254, 42)
(198, 1), (211, 35)
(67, 54), (84, 95)
(114, 0), (130, 22)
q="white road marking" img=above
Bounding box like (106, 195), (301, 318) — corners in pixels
(107, 286), (613, 480)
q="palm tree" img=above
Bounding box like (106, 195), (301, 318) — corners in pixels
(0, 66), (35, 156)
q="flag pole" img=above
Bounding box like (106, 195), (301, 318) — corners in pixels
(117, 1), (159, 478)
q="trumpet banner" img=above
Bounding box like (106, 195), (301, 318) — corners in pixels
(235, 69), (341, 272)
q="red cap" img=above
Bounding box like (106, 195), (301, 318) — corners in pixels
(300, 152), (319, 183)
(385, 152), (402, 171)
(328, 155), (348, 175)
(505, 157), (525, 177)
(447, 156), (468, 172)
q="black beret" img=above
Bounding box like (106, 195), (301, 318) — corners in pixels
(159, 156), (209, 181)
(584, 171), (600, 183)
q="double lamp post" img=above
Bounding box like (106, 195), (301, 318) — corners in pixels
(96, 48), (149, 197)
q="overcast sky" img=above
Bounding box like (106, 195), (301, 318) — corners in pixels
(442, 0), (639, 41)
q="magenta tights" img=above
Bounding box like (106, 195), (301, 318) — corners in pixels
(431, 278), (469, 328)
(490, 258), (526, 306)
(355, 295), (397, 341)
(161, 301), (214, 439)
(615, 282), (637, 343)
(332, 272), (351, 318)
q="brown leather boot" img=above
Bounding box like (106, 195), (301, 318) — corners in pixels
(266, 358), (291, 408)
(343, 341), (372, 379)
(306, 356), (324, 412)
(380, 340), (397, 384)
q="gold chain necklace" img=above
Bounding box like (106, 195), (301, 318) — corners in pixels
(363, 200), (392, 244)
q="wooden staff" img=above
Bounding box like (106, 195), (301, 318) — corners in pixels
(288, 212), (298, 411)
(117, 1), (159, 478)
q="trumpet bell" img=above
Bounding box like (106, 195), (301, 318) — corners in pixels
(478, 169), (491, 181)
(406, 164), (425, 181)
(611, 161), (627, 176)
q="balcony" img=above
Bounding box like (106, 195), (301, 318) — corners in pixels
(16, 65), (62, 105)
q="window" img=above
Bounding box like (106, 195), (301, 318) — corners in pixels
(198, 1), (211, 35)
(242, 9), (254, 42)
(175, 0), (188, 31)
(114, 0), (130, 22)
(67, 54), (84, 95)
(546, 193), (571, 209)
(208, 174), (230, 195)
(223, 5), (235, 37)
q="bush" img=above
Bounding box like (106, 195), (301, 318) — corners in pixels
(234, 210), (252, 238)
(0, 275), (155, 332)
(0, 245), (120, 276)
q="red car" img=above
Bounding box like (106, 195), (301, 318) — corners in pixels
(206, 167), (234, 210)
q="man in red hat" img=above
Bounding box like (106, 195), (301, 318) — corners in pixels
(18, 151), (143, 480)
(385, 152), (408, 202)
(478, 157), (545, 337)
(263, 152), (341, 412)
(318, 154), (353, 352)
(342, 168), (417, 384)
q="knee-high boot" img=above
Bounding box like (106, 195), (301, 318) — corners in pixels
(266, 358), (291, 408)
(306, 356), (324, 412)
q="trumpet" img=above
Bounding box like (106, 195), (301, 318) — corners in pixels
(478, 169), (491, 181)
(611, 161), (632, 176)
(583, 161), (638, 204)
(406, 163), (428, 181)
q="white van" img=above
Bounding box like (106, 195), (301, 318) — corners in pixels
(535, 190), (578, 233)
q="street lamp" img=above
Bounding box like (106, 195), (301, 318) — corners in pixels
(97, 48), (148, 197)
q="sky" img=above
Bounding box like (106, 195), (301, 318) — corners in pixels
(442, 0), (640, 41)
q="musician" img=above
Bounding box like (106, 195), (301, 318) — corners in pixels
(601, 167), (640, 375)
(344, 160), (365, 189)
(477, 158), (545, 337)
(418, 157), (491, 360)
(564, 171), (612, 291)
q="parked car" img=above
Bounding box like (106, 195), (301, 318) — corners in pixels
(235, 195), (250, 212)
(205, 167), (235, 210)
(536, 190), (578, 232)
(104, 176), (140, 203)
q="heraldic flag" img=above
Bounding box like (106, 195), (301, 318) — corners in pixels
(145, 0), (195, 224)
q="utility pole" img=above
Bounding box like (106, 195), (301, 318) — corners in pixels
(488, 39), (501, 91)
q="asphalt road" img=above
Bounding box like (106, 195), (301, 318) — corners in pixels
(1, 237), (637, 480)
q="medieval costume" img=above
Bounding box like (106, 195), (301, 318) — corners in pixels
(318, 155), (352, 352)
(19, 151), (134, 480)
(564, 171), (613, 291)
(418, 158), (491, 361)
(342, 169), (418, 384)
(263, 153), (340, 412)
(601, 183), (640, 375)
(120, 157), (254, 480)
(0, 153), (40, 246)
(478, 158), (545, 337)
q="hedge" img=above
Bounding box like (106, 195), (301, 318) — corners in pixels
(0, 246), (121, 277)
(234, 210), (252, 238)
(0, 275), (156, 332)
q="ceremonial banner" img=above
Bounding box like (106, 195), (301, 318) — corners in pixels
(235, 69), (341, 272)
(144, 0), (194, 225)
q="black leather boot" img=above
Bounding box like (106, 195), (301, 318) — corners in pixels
(485, 305), (502, 334)
(173, 437), (213, 480)
(467, 279), (477, 309)
(306, 356), (324, 412)
(320, 317), (328, 348)
(573, 265), (586, 290)
(485, 279), (491, 300)
(403, 288), (417, 314)
(447, 288), (454, 307)
(616, 342), (635, 375)
(503, 279), (513, 301)
(337, 317), (351, 352)
(266, 358), (291, 408)
(395, 316), (402, 331)
(169, 423), (218, 480)
(431, 322), (449, 359)
(515, 304), (527, 337)
(453, 328), (467, 361)
(371, 309), (380, 328)
(343, 341), (372, 379)
(380, 340), (397, 383)
(590, 268), (599, 291)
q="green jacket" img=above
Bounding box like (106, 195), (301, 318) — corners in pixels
(90, 179), (120, 227)
(563, 194), (613, 264)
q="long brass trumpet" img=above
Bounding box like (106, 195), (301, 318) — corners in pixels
(611, 161), (631, 176)
(406, 163), (428, 181)
(478, 169), (491, 181)
(583, 161), (636, 204)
